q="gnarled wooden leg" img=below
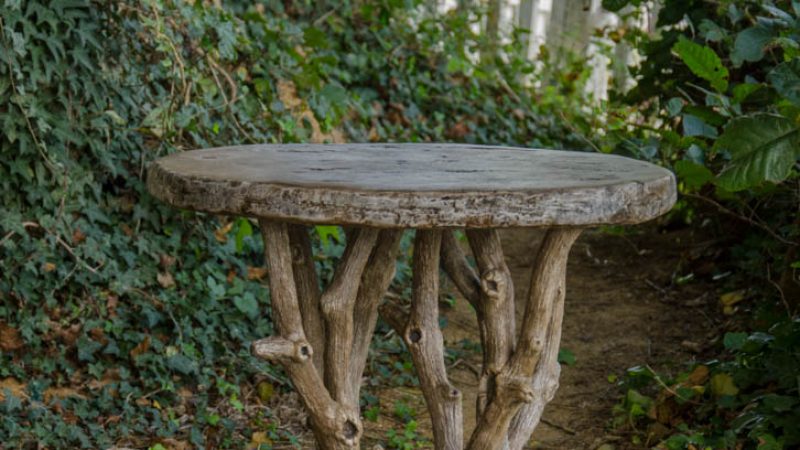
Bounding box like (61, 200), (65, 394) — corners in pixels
(348, 230), (404, 406)
(254, 221), (401, 450)
(288, 224), (326, 374)
(467, 228), (581, 450)
(405, 230), (463, 450)
(466, 230), (516, 420)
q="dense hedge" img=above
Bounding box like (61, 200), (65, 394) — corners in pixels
(603, 1), (800, 448)
(0, 1), (593, 447)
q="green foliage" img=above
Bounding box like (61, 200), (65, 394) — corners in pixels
(612, 319), (800, 449)
(714, 114), (800, 190)
(386, 399), (430, 449)
(672, 37), (729, 92)
(605, 1), (800, 448)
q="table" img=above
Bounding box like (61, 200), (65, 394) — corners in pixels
(147, 143), (676, 450)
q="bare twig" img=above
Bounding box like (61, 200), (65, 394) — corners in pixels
(683, 193), (797, 246)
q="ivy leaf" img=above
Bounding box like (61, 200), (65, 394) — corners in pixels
(715, 114), (800, 191)
(166, 354), (198, 375)
(768, 59), (800, 106)
(732, 26), (773, 66)
(672, 37), (728, 92)
(233, 292), (259, 319)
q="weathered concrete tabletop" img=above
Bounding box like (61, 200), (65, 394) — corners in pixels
(147, 143), (677, 450)
(147, 143), (675, 228)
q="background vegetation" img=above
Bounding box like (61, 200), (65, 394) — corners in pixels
(0, 0), (797, 449)
(599, 1), (799, 449)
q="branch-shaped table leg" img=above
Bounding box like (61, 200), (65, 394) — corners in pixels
(321, 228), (379, 413)
(348, 230), (404, 406)
(466, 230), (516, 419)
(254, 221), (401, 449)
(405, 230), (463, 450)
(256, 220), (358, 449)
(467, 228), (581, 450)
(288, 224), (326, 374)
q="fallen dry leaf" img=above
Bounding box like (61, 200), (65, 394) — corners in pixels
(0, 322), (24, 351)
(130, 336), (151, 359)
(159, 254), (176, 268)
(247, 431), (273, 450)
(214, 221), (234, 243)
(0, 378), (27, 401)
(160, 439), (192, 450)
(684, 365), (709, 386)
(157, 271), (175, 289)
(120, 223), (134, 237)
(72, 228), (86, 244)
(106, 292), (119, 317)
(247, 266), (268, 280)
(44, 387), (86, 403)
(50, 322), (82, 346)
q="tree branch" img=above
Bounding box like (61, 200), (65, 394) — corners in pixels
(320, 228), (379, 412)
(404, 230), (463, 450)
(288, 224), (326, 374)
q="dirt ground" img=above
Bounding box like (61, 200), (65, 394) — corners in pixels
(360, 225), (716, 449)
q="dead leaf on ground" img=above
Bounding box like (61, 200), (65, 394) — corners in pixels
(88, 369), (121, 397)
(247, 266), (268, 280)
(130, 336), (151, 359)
(720, 289), (746, 315)
(44, 387), (86, 403)
(49, 321), (82, 346)
(72, 228), (86, 245)
(106, 292), (119, 317)
(684, 365), (709, 386)
(160, 439), (192, 450)
(0, 322), (24, 351)
(214, 222), (234, 243)
(247, 431), (273, 450)
(0, 378), (27, 401)
(159, 254), (176, 268)
(157, 271), (175, 289)
(120, 223), (134, 237)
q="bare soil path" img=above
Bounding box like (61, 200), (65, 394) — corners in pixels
(364, 226), (714, 449)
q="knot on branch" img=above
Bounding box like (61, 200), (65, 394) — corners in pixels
(404, 326), (424, 346)
(496, 372), (536, 405)
(438, 383), (462, 400)
(289, 243), (306, 264)
(252, 335), (313, 363)
(336, 413), (362, 446)
(480, 268), (509, 300)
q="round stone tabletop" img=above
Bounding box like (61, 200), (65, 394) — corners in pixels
(146, 143), (676, 228)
